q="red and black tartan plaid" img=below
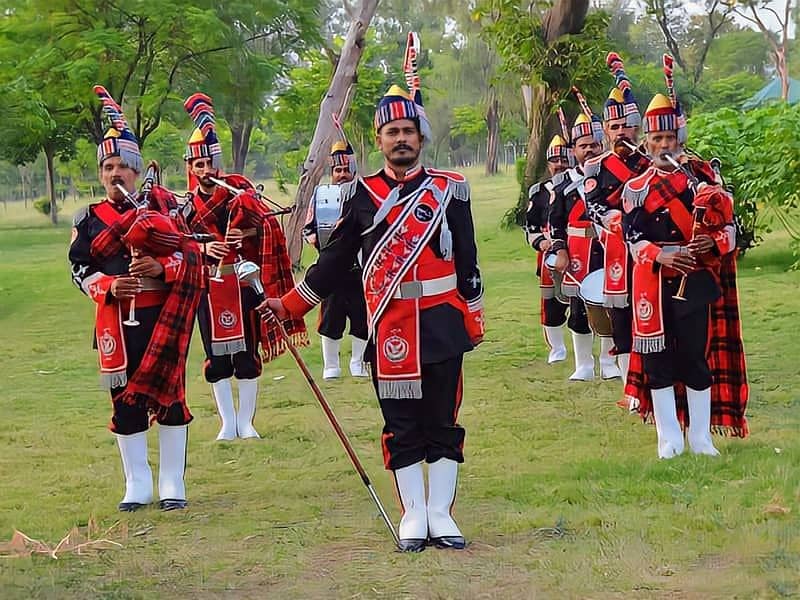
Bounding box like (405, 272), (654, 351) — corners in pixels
(227, 185), (308, 360)
(624, 252), (749, 437)
(119, 237), (203, 419)
(90, 191), (204, 420)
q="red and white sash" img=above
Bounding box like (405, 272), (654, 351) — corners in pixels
(563, 199), (592, 297)
(362, 176), (449, 400)
(631, 185), (694, 353)
(599, 226), (629, 307)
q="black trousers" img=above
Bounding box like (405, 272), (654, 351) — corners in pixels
(372, 355), (466, 471)
(568, 296), (591, 334)
(197, 286), (262, 383)
(318, 268), (368, 340)
(642, 275), (716, 390)
(610, 305), (633, 354)
(541, 296), (568, 327)
(110, 305), (193, 435)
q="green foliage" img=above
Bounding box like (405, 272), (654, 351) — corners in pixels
(694, 72), (765, 113)
(33, 196), (57, 216)
(515, 156), (527, 186)
(451, 104), (486, 139)
(690, 102), (800, 256)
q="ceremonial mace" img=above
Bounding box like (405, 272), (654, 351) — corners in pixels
(234, 260), (400, 550)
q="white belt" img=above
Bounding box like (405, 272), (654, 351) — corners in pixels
(567, 225), (595, 238)
(393, 274), (457, 299)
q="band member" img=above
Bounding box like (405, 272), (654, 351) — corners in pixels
(183, 93), (307, 441)
(548, 101), (609, 381)
(303, 138), (369, 379)
(262, 39), (484, 552)
(621, 55), (748, 457)
(69, 86), (202, 511)
(525, 133), (571, 363)
(583, 52), (651, 389)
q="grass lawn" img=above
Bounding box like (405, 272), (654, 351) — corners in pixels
(0, 167), (798, 599)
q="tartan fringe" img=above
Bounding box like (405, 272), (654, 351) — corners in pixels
(212, 340), (246, 356)
(258, 331), (310, 364)
(100, 371), (127, 390)
(711, 423), (749, 438)
(633, 335), (665, 354)
(378, 379), (423, 400)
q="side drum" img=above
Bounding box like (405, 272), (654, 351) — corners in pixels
(579, 269), (613, 337)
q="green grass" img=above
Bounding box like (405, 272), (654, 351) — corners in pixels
(1, 168), (799, 598)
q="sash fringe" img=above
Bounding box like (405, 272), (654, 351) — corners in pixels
(562, 283), (579, 297)
(605, 295), (629, 308)
(212, 340), (246, 356)
(633, 335), (665, 354)
(100, 371), (127, 390)
(378, 379), (423, 400)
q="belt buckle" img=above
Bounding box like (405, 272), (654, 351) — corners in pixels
(399, 281), (423, 299)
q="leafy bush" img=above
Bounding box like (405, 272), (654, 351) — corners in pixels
(33, 196), (57, 216)
(690, 102), (800, 256)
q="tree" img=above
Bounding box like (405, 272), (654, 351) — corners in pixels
(285, 0), (381, 267)
(721, 0), (795, 100)
(690, 103), (800, 256)
(646, 1), (734, 87)
(478, 0), (610, 223)
(201, 1), (322, 173)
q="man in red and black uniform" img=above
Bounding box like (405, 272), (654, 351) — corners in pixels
(525, 134), (571, 363)
(182, 94), (261, 441)
(583, 52), (652, 388)
(303, 140), (369, 379)
(622, 67), (748, 458)
(69, 86), (202, 511)
(182, 93), (307, 441)
(264, 82), (484, 552)
(548, 110), (606, 381)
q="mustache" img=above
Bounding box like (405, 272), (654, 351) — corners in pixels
(111, 177), (126, 186)
(392, 144), (413, 152)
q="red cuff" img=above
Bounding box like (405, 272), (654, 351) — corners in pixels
(84, 273), (116, 303)
(635, 242), (661, 265)
(281, 288), (315, 319)
(465, 308), (485, 345)
(712, 228), (735, 255)
(157, 252), (183, 283)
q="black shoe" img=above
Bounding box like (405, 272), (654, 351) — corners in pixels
(118, 502), (148, 512)
(430, 535), (466, 550)
(397, 538), (427, 553)
(159, 499), (188, 511)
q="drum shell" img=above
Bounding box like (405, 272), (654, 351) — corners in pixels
(579, 269), (613, 337)
(313, 184), (342, 249)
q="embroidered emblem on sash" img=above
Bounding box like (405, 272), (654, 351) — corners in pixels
(384, 331), (409, 362)
(609, 260), (624, 282)
(219, 309), (237, 329)
(637, 295), (654, 321)
(100, 329), (117, 356)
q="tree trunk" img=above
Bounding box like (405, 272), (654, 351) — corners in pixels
(485, 91), (500, 176)
(515, 85), (553, 223)
(285, 0), (380, 268)
(44, 144), (58, 225)
(776, 46), (789, 101)
(231, 120), (254, 174)
(512, 0), (588, 223)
